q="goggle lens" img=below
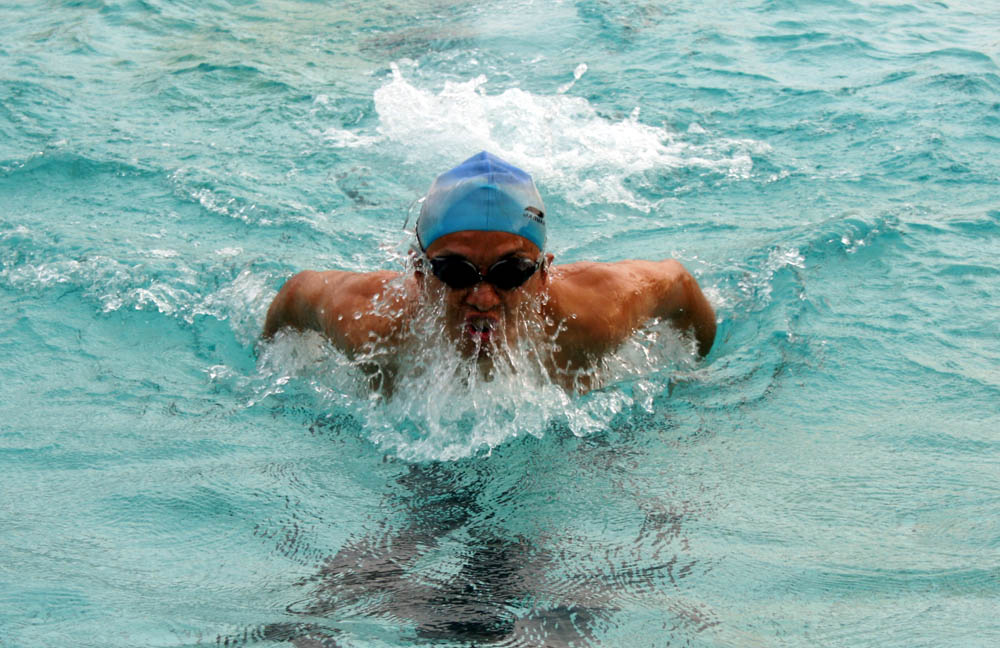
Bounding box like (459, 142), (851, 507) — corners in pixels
(429, 256), (540, 291)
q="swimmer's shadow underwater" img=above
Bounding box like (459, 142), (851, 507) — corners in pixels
(219, 419), (717, 647)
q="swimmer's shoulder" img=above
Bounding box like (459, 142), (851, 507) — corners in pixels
(546, 259), (689, 348)
(265, 269), (413, 351)
(550, 259), (688, 302)
(546, 261), (640, 349)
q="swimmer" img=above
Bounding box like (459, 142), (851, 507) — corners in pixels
(263, 151), (716, 391)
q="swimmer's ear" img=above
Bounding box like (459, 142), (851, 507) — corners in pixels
(539, 252), (554, 283)
(409, 245), (426, 280)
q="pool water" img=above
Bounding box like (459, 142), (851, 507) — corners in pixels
(2, 1), (998, 646)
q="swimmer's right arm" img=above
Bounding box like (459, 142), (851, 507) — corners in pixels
(263, 270), (334, 339)
(262, 270), (407, 351)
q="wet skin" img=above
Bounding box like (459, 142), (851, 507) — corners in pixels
(263, 230), (716, 391)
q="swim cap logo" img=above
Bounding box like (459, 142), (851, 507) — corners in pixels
(524, 206), (544, 224)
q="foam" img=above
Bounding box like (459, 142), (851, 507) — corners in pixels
(364, 64), (765, 211)
(318, 127), (382, 149)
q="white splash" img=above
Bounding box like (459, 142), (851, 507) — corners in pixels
(248, 280), (698, 462)
(557, 62), (588, 94)
(354, 64), (765, 211)
(195, 268), (274, 344)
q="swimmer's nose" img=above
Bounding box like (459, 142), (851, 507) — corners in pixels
(464, 282), (501, 311)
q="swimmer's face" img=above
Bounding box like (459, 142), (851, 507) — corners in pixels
(419, 231), (550, 356)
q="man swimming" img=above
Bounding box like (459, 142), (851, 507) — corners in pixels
(263, 151), (716, 391)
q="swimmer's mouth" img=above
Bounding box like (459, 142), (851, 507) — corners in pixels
(465, 316), (496, 344)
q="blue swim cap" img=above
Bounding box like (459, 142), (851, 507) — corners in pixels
(416, 151), (546, 251)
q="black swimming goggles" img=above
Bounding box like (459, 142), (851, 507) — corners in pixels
(426, 254), (541, 290)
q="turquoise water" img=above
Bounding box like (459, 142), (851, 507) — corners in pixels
(2, 0), (999, 646)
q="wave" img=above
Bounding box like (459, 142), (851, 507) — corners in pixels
(0, 149), (157, 180)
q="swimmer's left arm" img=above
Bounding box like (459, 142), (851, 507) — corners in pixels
(647, 259), (716, 356)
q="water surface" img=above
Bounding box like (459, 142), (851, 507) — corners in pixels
(1, 1), (998, 646)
